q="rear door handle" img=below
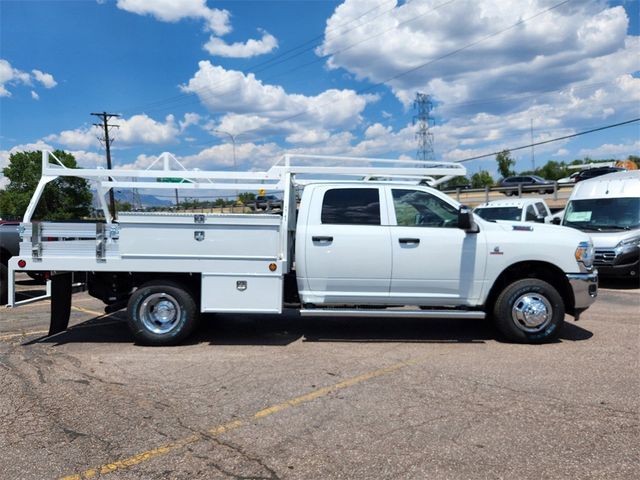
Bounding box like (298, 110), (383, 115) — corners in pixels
(312, 236), (333, 242)
(399, 238), (420, 245)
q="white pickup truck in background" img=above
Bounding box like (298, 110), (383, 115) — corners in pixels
(7, 152), (598, 345)
(474, 198), (553, 223)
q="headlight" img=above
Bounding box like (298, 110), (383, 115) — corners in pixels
(575, 241), (594, 268)
(615, 236), (640, 255)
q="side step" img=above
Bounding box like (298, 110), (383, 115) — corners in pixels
(299, 309), (485, 319)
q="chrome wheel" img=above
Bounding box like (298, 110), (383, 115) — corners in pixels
(511, 293), (553, 333)
(139, 292), (181, 335)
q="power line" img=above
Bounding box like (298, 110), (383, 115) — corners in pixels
(236, 0), (573, 138)
(456, 118), (640, 164)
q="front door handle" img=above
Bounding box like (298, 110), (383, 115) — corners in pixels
(399, 238), (420, 245)
(312, 236), (333, 242)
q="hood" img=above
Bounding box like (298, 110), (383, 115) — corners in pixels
(585, 229), (640, 249)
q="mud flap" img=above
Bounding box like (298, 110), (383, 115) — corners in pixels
(49, 272), (72, 336)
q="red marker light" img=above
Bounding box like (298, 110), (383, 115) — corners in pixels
(17, 259), (26, 268)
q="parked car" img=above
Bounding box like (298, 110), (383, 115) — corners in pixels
(474, 198), (552, 223)
(561, 170), (639, 278)
(573, 166), (625, 183)
(557, 172), (579, 184)
(253, 195), (283, 211)
(499, 175), (554, 195)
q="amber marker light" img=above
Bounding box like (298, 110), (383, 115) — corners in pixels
(269, 263), (277, 272)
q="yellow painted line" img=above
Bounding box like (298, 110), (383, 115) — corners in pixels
(0, 310), (116, 342)
(0, 329), (49, 341)
(59, 356), (426, 479)
(71, 306), (106, 317)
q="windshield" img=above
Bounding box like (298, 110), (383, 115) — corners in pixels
(564, 198), (640, 231)
(474, 206), (522, 221)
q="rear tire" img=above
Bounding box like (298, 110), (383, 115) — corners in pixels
(127, 280), (199, 346)
(493, 278), (564, 343)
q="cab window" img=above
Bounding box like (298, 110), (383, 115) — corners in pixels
(321, 188), (381, 225)
(392, 189), (458, 227)
(525, 205), (537, 221)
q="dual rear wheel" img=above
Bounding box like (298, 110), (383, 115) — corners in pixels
(127, 280), (199, 346)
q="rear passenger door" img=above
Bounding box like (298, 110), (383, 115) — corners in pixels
(303, 186), (392, 302)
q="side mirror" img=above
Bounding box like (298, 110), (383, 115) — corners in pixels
(552, 217), (561, 225)
(458, 206), (479, 233)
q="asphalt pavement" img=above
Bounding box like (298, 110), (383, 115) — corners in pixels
(0, 276), (638, 479)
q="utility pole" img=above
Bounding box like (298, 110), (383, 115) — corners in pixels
(91, 111), (120, 219)
(413, 92), (435, 163)
(214, 129), (243, 200)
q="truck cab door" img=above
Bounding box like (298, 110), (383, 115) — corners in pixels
(297, 186), (392, 304)
(385, 187), (486, 306)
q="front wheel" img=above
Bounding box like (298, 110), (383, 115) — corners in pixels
(127, 280), (199, 346)
(493, 278), (564, 343)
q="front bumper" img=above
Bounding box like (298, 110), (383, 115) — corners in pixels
(566, 272), (598, 311)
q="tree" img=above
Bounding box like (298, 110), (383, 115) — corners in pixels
(440, 175), (471, 190)
(496, 150), (515, 178)
(0, 150), (92, 220)
(238, 192), (255, 204)
(471, 170), (494, 188)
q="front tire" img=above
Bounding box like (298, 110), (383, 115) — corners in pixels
(127, 280), (199, 346)
(493, 278), (564, 343)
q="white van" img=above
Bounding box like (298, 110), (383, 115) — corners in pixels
(562, 170), (640, 278)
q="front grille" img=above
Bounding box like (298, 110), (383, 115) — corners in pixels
(594, 249), (616, 266)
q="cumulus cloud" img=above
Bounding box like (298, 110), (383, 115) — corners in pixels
(31, 90), (39, 100)
(116, 0), (230, 35)
(204, 30), (278, 58)
(46, 114), (180, 149)
(579, 140), (640, 159)
(180, 61), (377, 141)
(314, 0), (638, 166)
(31, 69), (57, 88)
(0, 59), (56, 97)
(115, 0), (278, 58)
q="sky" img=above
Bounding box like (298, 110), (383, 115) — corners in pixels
(1, 0), (639, 187)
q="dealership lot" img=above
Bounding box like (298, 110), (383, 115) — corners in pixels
(0, 277), (638, 479)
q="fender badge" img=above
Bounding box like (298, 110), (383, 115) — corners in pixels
(490, 246), (503, 255)
(513, 225), (533, 231)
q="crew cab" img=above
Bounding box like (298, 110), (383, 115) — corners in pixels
(6, 152), (598, 346)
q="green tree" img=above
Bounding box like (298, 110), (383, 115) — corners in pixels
(238, 192), (255, 204)
(116, 200), (132, 212)
(440, 175), (471, 190)
(496, 150), (515, 178)
(0, 150), (92, 220)
(535, 160), (570, 181)
(471, 170), (494, 188)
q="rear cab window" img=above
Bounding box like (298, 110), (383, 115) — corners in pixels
(321, 188), (381, 225)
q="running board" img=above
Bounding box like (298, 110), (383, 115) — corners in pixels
(299, 309), (485, 319)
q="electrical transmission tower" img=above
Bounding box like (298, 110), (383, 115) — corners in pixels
(413, 92), (435, 163)
(91, 111), (120, 218)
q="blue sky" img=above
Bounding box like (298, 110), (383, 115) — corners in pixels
(1, 0), (639, 182)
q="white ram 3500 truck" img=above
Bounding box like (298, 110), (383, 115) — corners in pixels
(6, 152), (598, 345)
